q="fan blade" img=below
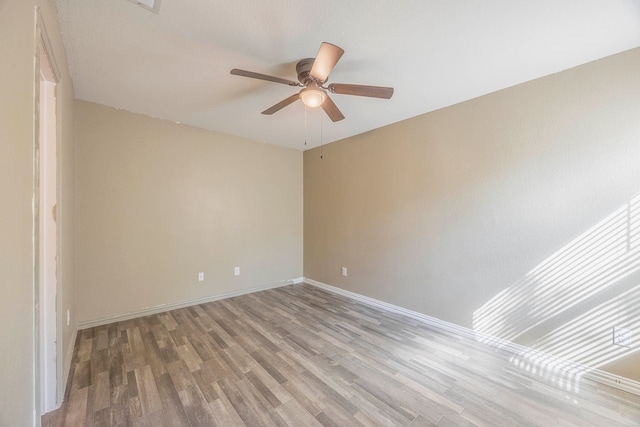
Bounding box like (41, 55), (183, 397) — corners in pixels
(261, 93), (300, 115)
(321, 95), (345, 122)
(231, 69), (301, 86)
(328, 83), (394, 99)
(309, 42), (344, 83)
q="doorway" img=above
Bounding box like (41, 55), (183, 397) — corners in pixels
(37, 31), (59, 415)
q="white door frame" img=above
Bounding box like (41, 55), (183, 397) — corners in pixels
(34, 9), (62, 421)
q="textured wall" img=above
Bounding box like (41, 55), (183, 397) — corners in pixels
(74, 101), (303, 324)
(304, 48), (640, 380)
(0, 2), (38, 423)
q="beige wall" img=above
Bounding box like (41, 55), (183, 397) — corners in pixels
(74, 101), (303, 324)
(305, 48), (640, 380)
(0, 0), (75, 425)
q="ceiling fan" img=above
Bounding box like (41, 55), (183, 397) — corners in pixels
(230, 42), (394, 122)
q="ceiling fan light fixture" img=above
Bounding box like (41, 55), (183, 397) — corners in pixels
(300, 87), (326, 108)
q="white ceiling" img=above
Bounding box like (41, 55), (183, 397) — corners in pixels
(55, 0), (640, 150)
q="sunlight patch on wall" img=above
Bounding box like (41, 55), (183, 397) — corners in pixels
(508, 283), (640, 392)
(515, 284), (640, 365)
(473, 193), (640, 391)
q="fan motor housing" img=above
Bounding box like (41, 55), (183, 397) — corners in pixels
(296, 58), (316, 84)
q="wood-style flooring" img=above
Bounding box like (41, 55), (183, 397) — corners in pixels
(43, 284), (640, 426)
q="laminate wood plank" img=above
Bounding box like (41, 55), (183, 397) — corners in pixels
(128, 395), (143, 420)
(78, 328), (96, 342)
(233, 327), (281, 355)
(223, 343), (253, 374)
(250, 349), (289, 384)
(41, 407), (59, 427)
(245, 358), (292, 404)
(215, 318), (240, 338)
(189, 367), (218, 403)
(168, 320), (199, 344)
(157, 312), (178, 331)
(217, 377), (267, 427)
(63, 387), (88, 427)
(94, 328), (110, 353)
(150, 323), (181, 365)
(437, 413), (479, 427)
(217, 348), (248, 380)
(133, 365), (163, 416)
(91, 406), (111, 427)
(166, 359), (217, 425)
(282, 372), (325, 415)
(84, 381), (97, 425)
(154, 372), (190, 427)
(274, 399), (323, 427)
(184, 331), (217, 363)
(209, 380), (248, 426)
(244, 369), (283, 408)
(69, 359), (91, 394)
(46, 284), (640, 426)
(127, 327), (145, 354)
(233, 375), (289, 427)
(348, 391), (419, 426)
(126, 370), (138, 400)
(274, 346), (311, 375)
(350, 377), (417, 423)
(123, 328), (146, 372)
(192, 308), (217, 331)
(300, 370), (359, 415)
(176, 341), (203, 373)
(207, 328), (231, 350)
(131, 409), (167, 427)
(315, 397), (367, 427)
(108, 346), (125, 390)
(93, 370), (111, 412)
(391, 372), (464, 415)
(109, 384), (131, 427)
(140, 330), (168, 378)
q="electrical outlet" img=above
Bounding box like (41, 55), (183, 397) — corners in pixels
(234, 267), (240, 276)
(613, 327), (632, 347)
(67, 309), (70, 326)
(198, 272), (204, 282)
(341, 267), (347, 277)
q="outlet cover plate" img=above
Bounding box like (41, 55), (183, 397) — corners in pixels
(198, 272), (204, 282)
(613, 327), (632, 347)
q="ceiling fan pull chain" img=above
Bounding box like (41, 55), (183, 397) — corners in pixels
(304, 105), (307, 146)
(320, 109), (324, 159)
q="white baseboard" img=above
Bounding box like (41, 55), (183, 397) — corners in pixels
(72, 275), (640, 396)
(304, 278), (640, 396)
(77, 278), (300, 330)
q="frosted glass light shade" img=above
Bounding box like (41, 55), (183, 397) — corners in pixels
(300, 87), (326, 108)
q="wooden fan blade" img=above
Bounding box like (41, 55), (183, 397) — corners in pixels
(309, 42), (344, 83)
(321, 95), (345, 122)
(328, 83), (394, 99)
(261, 93), (300, 115)
(231, 69), (301, 86)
